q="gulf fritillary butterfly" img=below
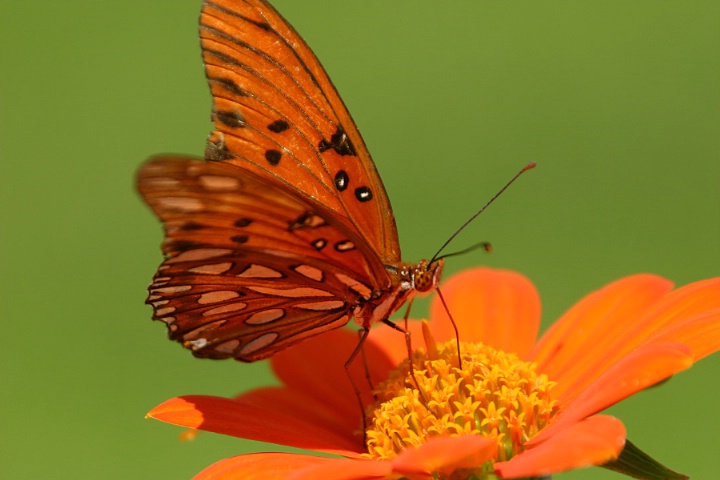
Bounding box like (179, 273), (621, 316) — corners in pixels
(137, 0), (444, 361)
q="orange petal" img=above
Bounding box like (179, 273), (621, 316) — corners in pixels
(495, 415), (626, 478)
(289, 457), (392, 480)
(530, 274), (673, 397)
(652, 310), (720, 361)
(429, 267), (541, 358)
(147, 395), (363, 456)
(529, 342), (693, 445)
(194, 453), (339, 480)
(391, 435), (496, 477)
(233, 386), (362, 451)
(617, 277), (720, 358)
(271, 328), (395, 424)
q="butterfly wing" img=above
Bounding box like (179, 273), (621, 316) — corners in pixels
(138, 156), (386, 361)
(199, 0), (401, 266)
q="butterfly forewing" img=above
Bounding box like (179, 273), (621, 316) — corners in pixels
(138, 155), (390, 360)
(199, 0), (401, 265)
(139, 0), (443, 362)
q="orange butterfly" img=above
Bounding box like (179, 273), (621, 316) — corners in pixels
(137, 0), (443, 361)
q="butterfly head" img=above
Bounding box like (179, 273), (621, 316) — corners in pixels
(413, 259), (444, 293)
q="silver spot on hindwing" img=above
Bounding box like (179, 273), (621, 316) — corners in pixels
(292, 264), (324, 282)
(237, 264), (284, 278)
(239, 332), (279, 356)
(189, 262), (233, 274)
(245, 309), (285, 325)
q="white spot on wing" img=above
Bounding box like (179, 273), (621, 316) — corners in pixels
(157, 197), (203, 212)
(335, 240), (355, 252)
(237, 264), (283, 278)
(198, 291), (240, 304)
(155, 306), (176, 316)
(189, 262), (233, 274)
(199, 175), (240, 190)
(203, 302), (248, 316)
(153, 285), (192, 294)
(187, 338), (208, 350)
(144, 177), (180, 188)
(247, 286), (333, 298)
(335, 273), (372, 299)
(295, 300), (345, 311)
(239, 332), (279, 356)
(167, 248), (232, 264)
(245, 309), (285, 325)
(293, 264), (323, 281)
(214, 339), (240, 354)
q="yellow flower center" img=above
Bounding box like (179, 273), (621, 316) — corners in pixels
(364, 323), (558, 465)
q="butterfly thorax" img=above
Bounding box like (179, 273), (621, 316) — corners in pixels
(353, 259), (444, 328)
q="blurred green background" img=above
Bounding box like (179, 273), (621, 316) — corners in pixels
(1, 1), (718, 478)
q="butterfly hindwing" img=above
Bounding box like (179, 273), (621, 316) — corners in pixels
(138, 155), (388, 360)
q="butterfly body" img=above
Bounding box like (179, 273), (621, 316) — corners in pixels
(138, 0), (443, 361)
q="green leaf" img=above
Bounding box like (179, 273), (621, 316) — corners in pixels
(601, 439), (688, 480)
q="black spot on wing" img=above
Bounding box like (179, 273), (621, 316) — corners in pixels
(265, 150), (282, 166)
(267, 120), (289, 133)
(354, 186), (373, 202)
(215, 110), (245, 128)
(234, 218), (253, 227)
(211, 77), (248, 97)
(334, 170), (349, 191)
(318, 125), (356, 157)
(167, 240), (205, 251)
(205, 137), (235, 162)
(181, 222), (205, 231)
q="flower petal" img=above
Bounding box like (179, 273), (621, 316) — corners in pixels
(495, 415), (626, 478)
(289, 457), (392, 480)
(194, 453), (339, 480)
(233, 386), (363, 454)
(147, 395), (363, 456)
(529, 342), (693, 446)
(391, 435), (496, 477)
(429, 267), (541, 358)
(271, 328), (395, 431)
(620, 277), (720, 359)
(652, 310), (720, 361)
(530, 274), (673, 396)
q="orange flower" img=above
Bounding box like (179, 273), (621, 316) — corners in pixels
(148, 268), (720, 479)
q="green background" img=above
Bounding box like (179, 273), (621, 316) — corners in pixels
(1, 1), (718, 478)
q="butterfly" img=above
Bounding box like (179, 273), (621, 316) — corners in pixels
(137, 0), (443, 362)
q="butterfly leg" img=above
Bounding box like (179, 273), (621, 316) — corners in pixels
(434, 287), (463, 369)
(344, 326), (371, 441)
(380, 316), (432, 408)
(357, 329), (377, 400)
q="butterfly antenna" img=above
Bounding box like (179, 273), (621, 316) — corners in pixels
(434, 241), (492, 262)
(430, 162), (536, 264)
